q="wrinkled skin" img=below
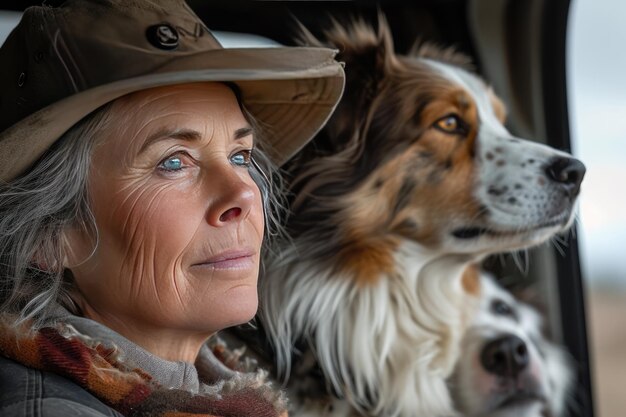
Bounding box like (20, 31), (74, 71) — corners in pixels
(63, 83), (264, 362)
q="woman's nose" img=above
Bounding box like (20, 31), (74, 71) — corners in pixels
(205, 167), (257, 226)
(219, 207), (242, 222)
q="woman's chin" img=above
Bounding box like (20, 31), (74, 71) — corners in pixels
(217, 284), (259, 327)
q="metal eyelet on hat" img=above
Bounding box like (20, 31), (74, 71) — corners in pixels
(17, 72), (26, 87)
(146, 24), (179, 50)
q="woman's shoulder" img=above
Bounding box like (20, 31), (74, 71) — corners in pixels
(0, 355), (123, 417)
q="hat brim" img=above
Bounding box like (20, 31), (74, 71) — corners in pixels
(0, 46), (344, 182)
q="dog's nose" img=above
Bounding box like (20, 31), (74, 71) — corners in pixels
(480, 335), (529, 378)
(544, 156), (586, 197)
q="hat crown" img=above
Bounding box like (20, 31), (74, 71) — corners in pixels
(0, 0), (222, 133)
(0, 0), (345, 182)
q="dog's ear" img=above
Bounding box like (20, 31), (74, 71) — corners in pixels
(295, 13), (395, 78)
(293, 14), (395, 155)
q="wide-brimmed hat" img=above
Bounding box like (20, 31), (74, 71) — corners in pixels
(0, 0), (345, 182)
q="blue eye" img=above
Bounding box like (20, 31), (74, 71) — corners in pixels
(159, 156), (183, 172)
(231, 150), (251, 167)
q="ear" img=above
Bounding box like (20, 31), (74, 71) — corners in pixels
(31, 231), (84, 273)
(293, 14), (396, 154)
(295, 13), (395, 74)
(31, 245), (58, 273)
(321, 14), (395, 85)
(59, 225), (95, 270)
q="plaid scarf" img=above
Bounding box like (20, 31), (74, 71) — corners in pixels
(0, 318), (287, 417)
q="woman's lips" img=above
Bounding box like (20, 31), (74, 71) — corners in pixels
(190, 249), (256, 271)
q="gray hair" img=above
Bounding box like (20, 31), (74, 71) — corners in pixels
(0, 97), (285, 329)
(0, 105), (110, 328)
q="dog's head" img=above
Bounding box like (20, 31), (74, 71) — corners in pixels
(451, 276), (573, 417)
(290, 18), (585, 279)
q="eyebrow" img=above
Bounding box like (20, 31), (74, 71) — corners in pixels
(234, 126), (254, 140)
(139, 126), (255, 154)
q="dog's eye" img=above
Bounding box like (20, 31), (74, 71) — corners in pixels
(434, 114), (468, 135)
(491, 299), (515, 318)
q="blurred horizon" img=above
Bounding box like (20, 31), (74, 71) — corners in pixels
(568, 0), (626, 292)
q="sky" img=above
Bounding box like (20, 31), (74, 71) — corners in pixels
(1, 1), (624, 289)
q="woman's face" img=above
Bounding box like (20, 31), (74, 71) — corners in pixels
(65, 83), (264, 355)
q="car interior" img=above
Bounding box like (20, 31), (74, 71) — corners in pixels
(0, 1), (594, 416)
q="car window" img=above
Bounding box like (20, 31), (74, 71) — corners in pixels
(568, 0), (626, 416)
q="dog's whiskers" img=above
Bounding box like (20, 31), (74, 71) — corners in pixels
(511, 249), (530, 275)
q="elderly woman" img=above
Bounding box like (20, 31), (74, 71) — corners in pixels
(0, 1), (344, 416)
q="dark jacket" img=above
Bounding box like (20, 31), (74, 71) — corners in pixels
(0, 355), (123, 417)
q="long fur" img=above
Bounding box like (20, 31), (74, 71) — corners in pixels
(258, 16), (583, 417)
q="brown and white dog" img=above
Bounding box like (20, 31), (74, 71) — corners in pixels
(451, 274), (573, 417)
(257, 18), (584, 417)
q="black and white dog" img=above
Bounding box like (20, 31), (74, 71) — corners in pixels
(451, 275), (573, 417)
